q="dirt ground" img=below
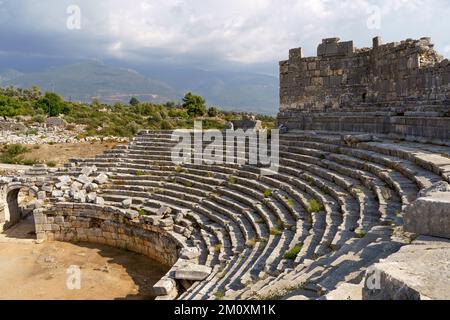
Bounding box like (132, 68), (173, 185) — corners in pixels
(0, 217), (169, 300)
(21, 141), (124, 166)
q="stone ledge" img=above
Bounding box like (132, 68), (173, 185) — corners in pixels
(404, 190), (450, 239)
(363, 236), (450, 300)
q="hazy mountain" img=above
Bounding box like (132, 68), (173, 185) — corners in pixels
(0, 61), (279, 114)
(0, 69), (23, 83)
(1, 61), (177, 104)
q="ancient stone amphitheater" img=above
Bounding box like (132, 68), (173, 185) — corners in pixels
(1, 36), (450, 300)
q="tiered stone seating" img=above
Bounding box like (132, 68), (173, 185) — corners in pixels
(58, 129), (450, 300)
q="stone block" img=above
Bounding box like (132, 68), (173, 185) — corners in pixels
(153, 278), (177, 296)
(94, 173), (108, 185)
(404, 192), (450, 239)
(363, 236), (450, 300)
(174, 263), (212, 281)
(122, 198), (132, 209)
(180, 247), (201, 260)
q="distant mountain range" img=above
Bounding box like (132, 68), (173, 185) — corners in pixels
(0, 61), (279, 114)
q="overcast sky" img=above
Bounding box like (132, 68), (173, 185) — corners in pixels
(0, 0), (449, 74)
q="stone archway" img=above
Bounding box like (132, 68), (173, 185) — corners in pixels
(1, 182), (39, 234)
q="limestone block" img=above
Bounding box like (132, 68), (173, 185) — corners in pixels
(85, 183), (99, 192)
(180, 247), (201, 260)
(94, 173), (108, 185)
(419, 181), (450, 197)
(363, 236), (450, 300)
(174, 263), (212, 281)
(87, 192), (97, 203)
(42, 185), (53, 192)
(95, 197), (105, 205)
(404, 192), (450, 239)
(156, 206), (172, 216)
(51, 190), (64, 198)
(153, 278), (177, 296)
(57, 175), (72, 184)
(76, 174), (91, 185)
(37, 191), (46, 200)
(122, 198), (132, 209)
(81, 166), (97, 176)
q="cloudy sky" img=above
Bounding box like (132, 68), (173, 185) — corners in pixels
(0, 0), (449, 74)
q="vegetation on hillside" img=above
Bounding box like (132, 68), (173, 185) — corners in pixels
(0, 86), (276, 137)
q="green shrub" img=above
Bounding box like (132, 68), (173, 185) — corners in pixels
(284, 245), (303, 260)
(26, 128), (38, 136)
(307, 198), (323, 214)
(263, 189), (273, 198)
(136, 170), (145, 176)
(228, 176), (237, 184)
(0, 144), (29, 164)
(284, 196), (294, 209)
(160, 120), (173, 130)
(46, 161), (57, 167)
(270, 227), (283, 237)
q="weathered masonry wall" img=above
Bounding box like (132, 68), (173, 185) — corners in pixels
(35, 203), (181, 267)
(279, 37), (450, 140)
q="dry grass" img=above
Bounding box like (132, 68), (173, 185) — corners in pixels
(1, 141), (123, 167)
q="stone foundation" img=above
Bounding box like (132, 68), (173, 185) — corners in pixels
(35, 203), (181, 268)
(278, 112), (450, 141)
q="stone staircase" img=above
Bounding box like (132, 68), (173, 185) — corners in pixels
(51, 130), (450, 300)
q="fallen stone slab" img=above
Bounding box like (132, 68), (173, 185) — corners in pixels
(153, 278), (177, 296)
(94, 173), (108, 185)
(95, 197), (105, 205)
(174, 263), (212, 281)
(122, 198), (132, 209)
(87, 192), (97, 203)
(76, 174), (91, 185)
(156, 206), (172, 216)
(180, 247), (201, 260)
(404, 192), (450, 239)
(57, 175), (72, 184)
(363, 236), (450, 300)
(81, 165), (97, 176)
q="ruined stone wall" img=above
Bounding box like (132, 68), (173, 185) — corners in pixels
(279, 37), (450, 140)
(35, 203), (180, 267)
(280, 37), (450, 112)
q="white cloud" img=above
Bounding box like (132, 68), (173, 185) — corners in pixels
(1, 0), (450, 68)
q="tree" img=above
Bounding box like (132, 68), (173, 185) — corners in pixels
(130, 97), (140, 106)
(36, 92), (65, 117)
(182, 92), (206, 117)
(207, 107), (219, 117)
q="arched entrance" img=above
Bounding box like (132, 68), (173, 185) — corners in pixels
(1, 184), (38, 239)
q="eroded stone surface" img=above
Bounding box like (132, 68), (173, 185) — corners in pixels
(404, 192), (450, 239)
(363, 236), (450, 300)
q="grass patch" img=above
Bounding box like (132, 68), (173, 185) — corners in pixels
(184, 181), (194, 188)
(355, 230), (367, 239)
(214, 242), (222, 252)
(263, 189), (273, 198)
(246, 238), (257, 248)
(228, 176), (237, 184)
(270, 227), (283, 237)
(284, 196), (294, 209)
(307, 198), (323, 214)
(136, 170), (145, 176)
(175, 165), (183, 173)
(138, 209), (146, 216)
(46, 161), (57, 168)
(284, 245), (303, 260)
(214, 291), (225, 300)
(258, 238), (268, 251)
